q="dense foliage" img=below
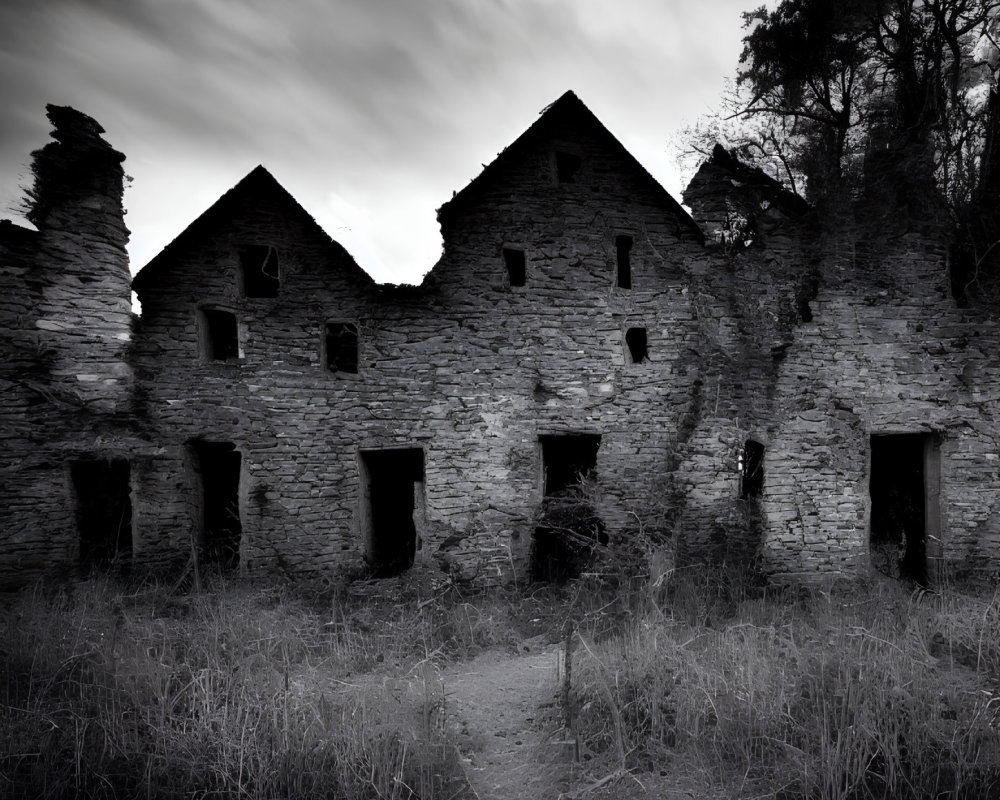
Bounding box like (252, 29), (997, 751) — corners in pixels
(682, 0), (1000, 300)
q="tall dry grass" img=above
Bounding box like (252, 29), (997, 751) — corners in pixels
(569, 570), (1000, 798)
(0, 574), (475, 800)
(6, 566), (999, 800)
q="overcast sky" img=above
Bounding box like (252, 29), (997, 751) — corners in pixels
(0, 0), (762, 284)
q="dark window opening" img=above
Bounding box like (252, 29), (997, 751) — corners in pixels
(540, 434), (600, 497)
(201, 308), (239, 362)
(555, 151), (582, 184)
(361, 448), (424, 577)
(533, 434), (606, 583)
(616, 235), (632, 289)
(740, 440), (765, 498)
(870, 434), (936, 585)
(502, 247), (526, 287)
(326, 322), (359, 373)
(191, 441), (242, 570)
(625, 327), (648, 363)
(949, 238), (976, 307)
(71, 458), (132, 567)
(239, 244), (280, 298)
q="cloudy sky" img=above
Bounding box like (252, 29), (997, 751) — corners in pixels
(1, 0), (762, 285)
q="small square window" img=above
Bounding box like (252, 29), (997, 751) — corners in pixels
(554, 151), (582, 184)
(239, 245), (280, 297)
(201, 308), (240, 362)
(326, 322), (359, 374)
(625, 327), (647, 363)
(502, 247), (526, 287)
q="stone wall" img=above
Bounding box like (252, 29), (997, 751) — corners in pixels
(672, 151), (819, 565)
(0, 107), (136, 586)
(4, 95), (1000, 589)
(130, 94), (708, 583)
(683, 150), (1000, 582)
(764, 230), (1000, 582)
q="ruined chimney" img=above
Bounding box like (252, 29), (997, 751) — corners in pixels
(29, 105), (133, 412)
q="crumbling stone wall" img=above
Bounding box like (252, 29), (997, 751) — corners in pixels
(672, 149), (820, 565)
(130, 94), (707, 584)
(765, 229), (1000, 582)
(0, 107), (136, 586)
(130, 167), (381, 575)
(5, 95), (1000, 589)
(683, 148), (1000, 582)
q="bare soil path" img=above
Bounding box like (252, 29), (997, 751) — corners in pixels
(437, 638), (706, 800)
(442, 638), (576, 800)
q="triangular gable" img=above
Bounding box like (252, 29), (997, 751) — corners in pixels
(133, 165), (372, 294)
(437, 91), (704, 244)
(683, 144), (812, 244)
(688, 144), (810, 213)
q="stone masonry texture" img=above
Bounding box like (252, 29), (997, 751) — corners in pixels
(2, 92), (999, 588)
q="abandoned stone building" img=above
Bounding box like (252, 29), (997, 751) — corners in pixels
(3, 91), (1000, 589)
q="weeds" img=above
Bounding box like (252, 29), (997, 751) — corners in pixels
(0, 574), (467, 799)
(5, 569), (999, 800)
(569, 573), (1000, 798)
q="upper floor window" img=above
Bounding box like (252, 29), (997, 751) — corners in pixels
(554, 150), (582, 184)
(740, 440), (765, 498)
(239, 245), (280, 298)
(616, 235), (633, 289)
(325, 322), (359, 374)
(502, 247), (527, 287)
(200, 307), (241, 362)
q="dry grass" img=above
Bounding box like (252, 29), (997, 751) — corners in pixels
(569, 570), (1000, 798)
(4, 568), (999, 800)
(0, 574), (479, 799)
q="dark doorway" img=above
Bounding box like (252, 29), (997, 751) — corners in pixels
(360, 448), (424, 577)
(191, 441), (242, 570)
(533, 434), (606, 582)
(870, 433), (936, 584)
(71, 458), (132, 567)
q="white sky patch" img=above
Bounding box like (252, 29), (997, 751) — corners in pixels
(965, 82), (993, 114)
(1, 0), (762, 287)
(318, 189), (381, 278)
(972, 30), (1000, 69)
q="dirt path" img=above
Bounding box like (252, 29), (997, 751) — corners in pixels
(442, 638), (576, 799)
